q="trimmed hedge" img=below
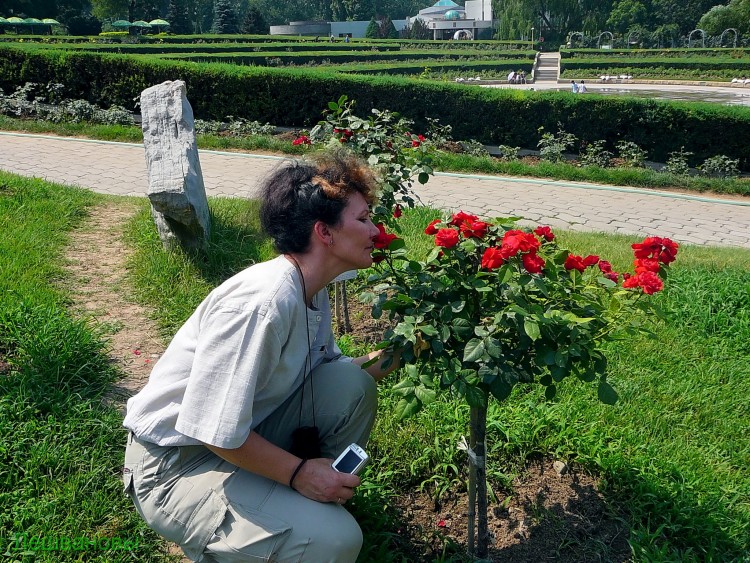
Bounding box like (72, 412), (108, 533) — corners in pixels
(2, 46), (750, 170)
(561, 48), (750, 59)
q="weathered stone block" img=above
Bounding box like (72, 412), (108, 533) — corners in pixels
(141, 80), (211, 251)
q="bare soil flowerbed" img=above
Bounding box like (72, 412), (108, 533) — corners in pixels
(394, 458), (631, 562)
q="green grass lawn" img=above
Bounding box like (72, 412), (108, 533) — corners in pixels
(1, 173), (748, 561)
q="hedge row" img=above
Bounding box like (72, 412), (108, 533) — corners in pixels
(561, 48), (750, 58)
(25, 42), (403, 54)
(2, 46), (749, 169)
(337, 60), (533, 76)
(560, 67), (743, 81)
(562, 58), (750, 72)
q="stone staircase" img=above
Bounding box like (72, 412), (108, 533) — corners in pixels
(533, 52), (560, 83)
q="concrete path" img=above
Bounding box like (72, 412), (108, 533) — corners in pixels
(2, 131), (750, 248)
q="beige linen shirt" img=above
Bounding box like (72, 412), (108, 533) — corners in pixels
(123, 256), (349, 449)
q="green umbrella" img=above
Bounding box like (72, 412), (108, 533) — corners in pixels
(0, 17), (8, 24)
(6, 17), (25, 23)
(149, 19), (169, 26)
(111, 19), (131, 28)
(23, 18), (43, 24)
(131, 20), (151, 27)
(42, 18), (60, 25)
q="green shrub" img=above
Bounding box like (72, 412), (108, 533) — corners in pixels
(700, 154), (741, 178)
(1, 45), (750, 170)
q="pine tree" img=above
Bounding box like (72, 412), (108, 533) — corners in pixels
(212, 0), (238, 34)
(409, 17), (430, 39)
(365, 16), (380, 39)
(166, 0), (192, 34)
(382, 15), (399, 38)
(241, 5), (267, 34)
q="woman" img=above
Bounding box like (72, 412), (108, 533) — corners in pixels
(123, 152), (400, 562)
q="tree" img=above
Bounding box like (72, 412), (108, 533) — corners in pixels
(167, 0), (192, 33)
(607, 0), (647, 34)
(365, 16), (380, 38)
(408, 17), (430, 39)
(91, 0), (129, 20)
(212, 0), (238, 33)
(382, 15), (398, 38)
(240, 5), (267, 34)
(698, 0), (750, 35)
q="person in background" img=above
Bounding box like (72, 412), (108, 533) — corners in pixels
(578, 80), (587, 93)
(571, 80), (579, 94)
(123, 151), (401, 562)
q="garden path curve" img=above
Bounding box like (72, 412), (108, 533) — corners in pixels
(2, 132), (750, 248)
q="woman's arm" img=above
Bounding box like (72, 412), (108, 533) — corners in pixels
(204, 432), (360, 503)
(352, 348), (401, 382)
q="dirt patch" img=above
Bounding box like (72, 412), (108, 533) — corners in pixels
(62, 199), (163, 408)
(395, 458), (630, 562)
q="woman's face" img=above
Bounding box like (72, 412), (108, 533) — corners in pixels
(329, 192), (380, 270)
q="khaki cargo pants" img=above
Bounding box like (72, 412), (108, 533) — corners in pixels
(123, 361), (377, 562)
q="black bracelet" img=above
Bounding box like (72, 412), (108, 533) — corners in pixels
(289, 458), (307, 491)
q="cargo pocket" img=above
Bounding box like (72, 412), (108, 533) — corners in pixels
(156, 488), (227, 562)
(205, 499), (292, 562)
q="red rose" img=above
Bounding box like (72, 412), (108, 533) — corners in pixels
(637, 271), (664, 294)
(344, 129), (353, 137)
(373, 223), (398, 250)
(659, 238), (679, 264)
(424, 219), (441, 235)
(502, 230), (540, 254)
(435, 228), (460, 248)
(412, 140), (421, 147)
(564, 254), (586, 273)
(460, 220), (489, 239)
(622, 275), (639, 288)
(339, 137), (347, 143)
(632, 236), (663, 259)
(533, 225), (555, 242)
(604, 271), (619, 283)
(634, 258), (660, 274)
(449, 211), (479, 227)
(393, 205), (402, 218)
(582, 255), (600, 267)
(418, 134), (426, 142)
(522, 252), (545, 274)
(598, 260), (613, 273)
(481, 247), (505, 270)
(292, 135), (311, 146)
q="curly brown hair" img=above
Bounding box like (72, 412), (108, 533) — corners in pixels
(260, 151), (378, 254)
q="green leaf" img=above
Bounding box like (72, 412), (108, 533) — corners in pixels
(415, 385), (437, 404)
(524, 319), (541, 341)
(419, 324), (438, 336)
(392, 378), (416, 395)
(418, 172), (429, 184)
(489, 378), (513, 401)
(394, 396), (422, 419)
(451, 318), (473, 339)
(597, 379), (619, 405)
(545, 384), (557, 401)
(463, 338), (485, 363)
(328, 101), (339, 110)
(485, 337), (502, 359)
(464, 385), (487, 408)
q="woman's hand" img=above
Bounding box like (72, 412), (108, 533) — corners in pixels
(292, 458), (360, 504)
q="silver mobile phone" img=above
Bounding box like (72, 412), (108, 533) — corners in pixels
(331, 443), (370, 475)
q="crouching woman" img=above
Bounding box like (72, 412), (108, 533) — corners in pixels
(123, 151), (400, 562)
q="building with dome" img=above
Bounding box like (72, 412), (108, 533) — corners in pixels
(409, 0), (493, 40)
(269, 0), (493, 40)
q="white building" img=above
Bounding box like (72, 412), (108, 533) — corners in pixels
(409, 0), (494, 40)
(270, 0), (494, 40)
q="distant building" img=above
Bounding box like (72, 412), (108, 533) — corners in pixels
(269, 0), (494, 40)
(409, 0), (494, 40)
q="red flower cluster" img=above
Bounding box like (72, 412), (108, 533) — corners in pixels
(632, 236), (678, 265)
(334, 128), (354, 143)
(620, 236), (678, 294)
(533, 225), (555, 242)
(393, 205), (403, 218)
(292, 135), (311, 146)
(374, 223), (398, 250)
(564, 254), (599, 273)
(485, 229), (545, 273)
(408, 132), (426, 147)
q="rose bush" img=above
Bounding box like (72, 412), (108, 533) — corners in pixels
(364, 211), (678, 556)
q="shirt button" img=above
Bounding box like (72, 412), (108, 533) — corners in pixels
(316, 315), (321, 322)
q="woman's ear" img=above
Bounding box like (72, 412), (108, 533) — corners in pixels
(312, 221), (334, 247)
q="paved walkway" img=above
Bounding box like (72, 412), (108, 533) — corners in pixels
(2, 131), (750, 248)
